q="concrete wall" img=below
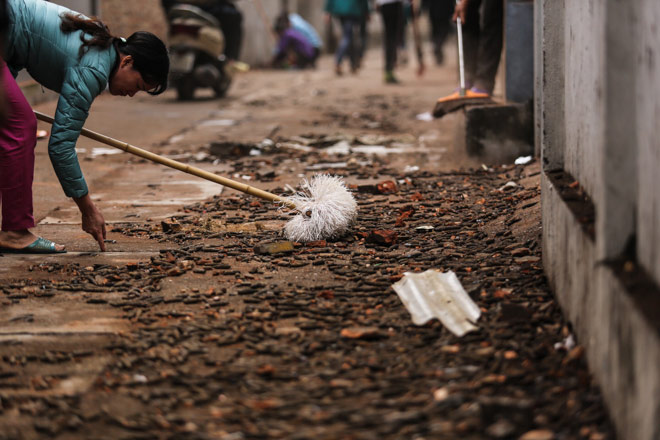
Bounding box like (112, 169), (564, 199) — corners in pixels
(563, 0), (604, 200)
(635, 2), (660, 279)
(536, 1), (660, 439)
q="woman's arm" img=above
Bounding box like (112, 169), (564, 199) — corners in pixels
(49, 66), (108, 251)
(453, 0), (469, 23)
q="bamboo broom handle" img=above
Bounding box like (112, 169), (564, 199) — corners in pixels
(34, 111), (296, 210)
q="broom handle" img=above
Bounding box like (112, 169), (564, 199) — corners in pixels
(34, 111), (296, 209)
(456, 0), (466, 96)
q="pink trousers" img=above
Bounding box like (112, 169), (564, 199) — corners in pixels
(0, 63), (37, 231)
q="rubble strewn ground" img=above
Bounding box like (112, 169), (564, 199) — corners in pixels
(1, 49), (615, 439)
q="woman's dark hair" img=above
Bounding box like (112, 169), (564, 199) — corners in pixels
(60, 13), (169, 95)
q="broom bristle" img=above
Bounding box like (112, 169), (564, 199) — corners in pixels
(284, 174), (358, 242)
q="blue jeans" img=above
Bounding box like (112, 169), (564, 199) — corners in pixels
(336, 16), (359, 69)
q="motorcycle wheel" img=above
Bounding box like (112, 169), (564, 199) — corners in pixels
(176, 75), (196, 101)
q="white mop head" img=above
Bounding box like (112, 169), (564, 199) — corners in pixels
(283, 174), (358, 242)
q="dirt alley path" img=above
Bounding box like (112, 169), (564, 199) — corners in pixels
(0, 49), (615, 439)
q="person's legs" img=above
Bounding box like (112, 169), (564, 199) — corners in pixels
(397, 3), (408, 61)
(356, 15), (368, 68)
(428, 0), (453, 64)
(473, 0), (503, 94)
(380, 2), (402, 80)
(335, 16), (354, 74)
(0, 63), (45, 249)
(347, 17), (360, 72)
(210, 3), (243, 61)
(462, 0), (482, 89)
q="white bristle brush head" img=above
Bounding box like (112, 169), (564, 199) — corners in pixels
(284, 174), (358, 242)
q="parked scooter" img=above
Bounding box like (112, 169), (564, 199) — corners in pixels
(166, 4), (231, 100)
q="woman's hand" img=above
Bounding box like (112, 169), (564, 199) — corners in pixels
(453, 0), (469, 23)
(73, 194), (107, 251)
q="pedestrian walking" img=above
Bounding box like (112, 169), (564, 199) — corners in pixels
(325, 0), (370, 75)
(376, 0), (408, 84)
(356, 0), (371, 70)
(397, 1), (412, 66)
(0, 0), (169, 253)
(422, 0), (454, 65)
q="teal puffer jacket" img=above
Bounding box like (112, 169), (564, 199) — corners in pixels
(324, 0), (369, 18)
(5, 0), (118, 198)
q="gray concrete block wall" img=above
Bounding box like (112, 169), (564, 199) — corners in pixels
(598, 0), (637, 261)
(538, 1), (660, 439)
(542, 172), (660, 440)
(596, 266), (660, 440)
(635, 2), (660, 282)
(563, 0), (604, 201)
(537, 0), (565, 171)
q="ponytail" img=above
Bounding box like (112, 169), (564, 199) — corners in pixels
(60, 12), (114, 59)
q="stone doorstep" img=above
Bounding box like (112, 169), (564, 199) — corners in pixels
(462, 101), (535, 164)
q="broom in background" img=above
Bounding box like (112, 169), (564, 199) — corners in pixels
(432, 0), (492, 118)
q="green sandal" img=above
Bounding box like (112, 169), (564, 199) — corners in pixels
(0, 237), (67, 254)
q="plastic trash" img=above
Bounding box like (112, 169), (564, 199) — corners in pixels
(498, 181), (518, 191)
(554, 334), (576, 351)
(392, 269), (481, 337)
(515, 155), (533, 165)
(199, 119), (236, 127)
(89, 147), (123, 159)
(416, 112), (434, 122)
